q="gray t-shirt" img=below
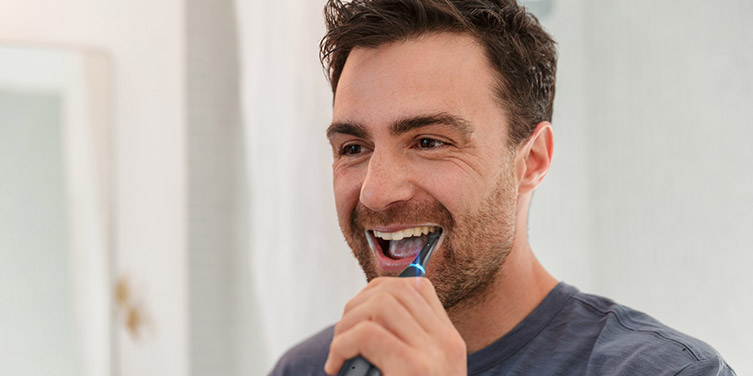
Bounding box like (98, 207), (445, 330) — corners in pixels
(270, 283), (735, 375)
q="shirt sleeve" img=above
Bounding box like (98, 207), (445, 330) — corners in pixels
(267, 326), (334, 376)
(675, 357), (737, 376)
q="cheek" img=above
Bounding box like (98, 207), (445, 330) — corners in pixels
(425, 180), (475, 216)
(332, 167), (364, 223)
(415, 164), (490, 216)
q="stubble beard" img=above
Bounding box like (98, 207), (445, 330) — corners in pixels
(340, 172), (517, 310)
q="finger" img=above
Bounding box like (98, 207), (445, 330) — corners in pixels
(333, 291), (428, 347)
(409, 277), (454, 327)
(340, 277), (391, 315)
(324, 320), (411, 375)
(379, 277), (451, 335)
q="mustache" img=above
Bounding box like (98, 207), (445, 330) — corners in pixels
(350, 201), (455, 231)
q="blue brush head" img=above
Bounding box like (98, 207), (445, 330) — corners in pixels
(398, 231), (441, 278)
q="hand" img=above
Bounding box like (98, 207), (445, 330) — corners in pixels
(324, 277), (467, 375)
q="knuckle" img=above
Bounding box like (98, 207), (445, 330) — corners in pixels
(415, 277), (436, 293)
(328, 332), (345, 354)
(353, 319), (381, 339)
(359, 319), (379, 331)
(369, 276), (388, 287)
(372, 291), (397, 306)
(451, 338), (467, 357)
(447, 334), (467, 359)
(418, 276), (433, 288)
(343, 295), (364, 314)
(343, 299), (356, 314)
(333, 319), (346, 335)
(405, 357), (430, 375)
(331, 321), (378, 353)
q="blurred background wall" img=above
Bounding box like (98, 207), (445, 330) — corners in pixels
(0, 0), (751, 375)
(0, 0), (189, 375)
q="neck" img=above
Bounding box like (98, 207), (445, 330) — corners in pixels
(447, 197), (557, 353)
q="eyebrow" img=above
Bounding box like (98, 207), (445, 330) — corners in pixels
(326, 112), (473, 140)
(326, 121), (368, 139)
(390, 113), (473, 137)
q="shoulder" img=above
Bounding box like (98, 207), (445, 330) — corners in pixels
(268, 325), (334, 376)
(566, 290), (736, 375)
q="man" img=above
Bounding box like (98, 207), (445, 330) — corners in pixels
(271, 0), (735, 374)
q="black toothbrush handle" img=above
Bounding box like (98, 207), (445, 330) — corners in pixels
(338, 356), (382, 376)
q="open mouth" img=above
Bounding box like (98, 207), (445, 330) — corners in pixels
(368, 225), (442, 261)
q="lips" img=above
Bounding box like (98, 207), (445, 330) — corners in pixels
(366, 225), (441, 272)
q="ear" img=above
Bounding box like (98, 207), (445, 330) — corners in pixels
(516, 121), (553, 194)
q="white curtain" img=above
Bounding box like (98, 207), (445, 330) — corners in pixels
(235, 1), (367, 372)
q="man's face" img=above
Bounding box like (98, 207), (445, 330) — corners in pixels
(327, 33), (520, 309)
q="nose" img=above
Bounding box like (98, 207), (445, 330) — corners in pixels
(359, 148), (416, 212)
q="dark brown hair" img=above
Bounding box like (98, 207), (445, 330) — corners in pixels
(320, 0), (557, 145)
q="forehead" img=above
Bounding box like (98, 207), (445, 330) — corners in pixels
(333, 32), (504, 129)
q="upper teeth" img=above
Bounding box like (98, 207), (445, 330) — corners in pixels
(373, 226), (437, 241)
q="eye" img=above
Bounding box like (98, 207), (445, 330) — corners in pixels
(417, 137), (446, 149)
(340, 144), (364, 155)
